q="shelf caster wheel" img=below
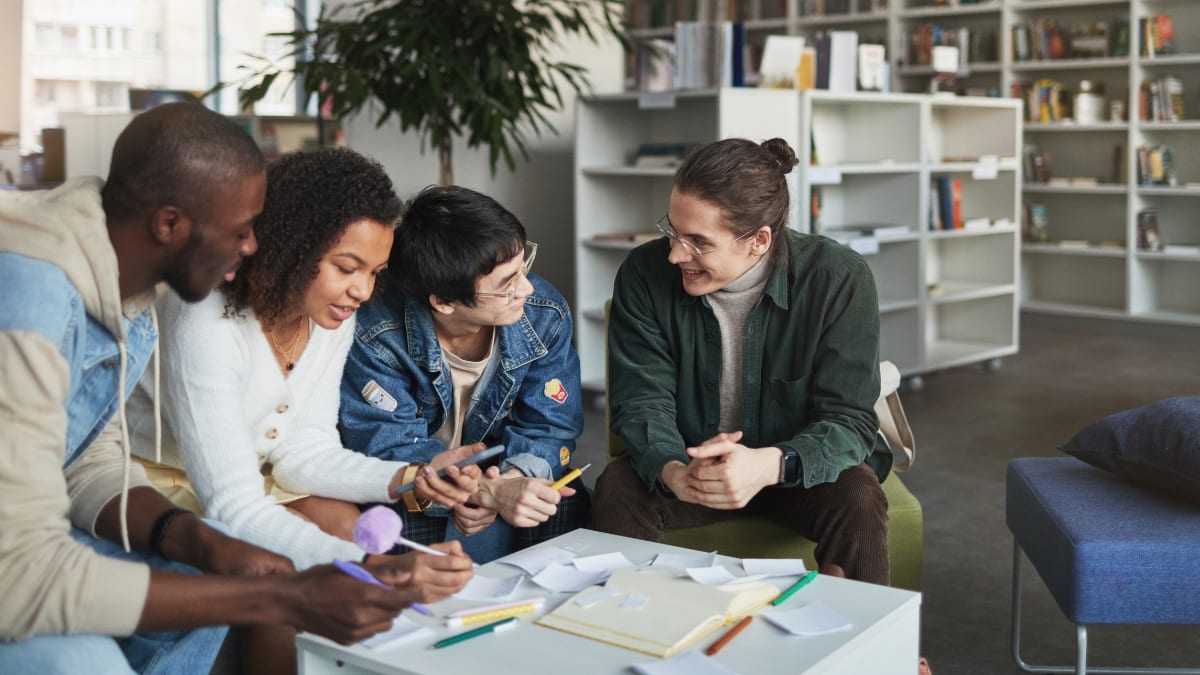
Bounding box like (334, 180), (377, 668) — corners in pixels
(904, 375), (924, 393)
(983, 358), (1002, 372)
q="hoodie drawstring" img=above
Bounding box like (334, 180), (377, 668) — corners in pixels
(116, 304), (162, 553)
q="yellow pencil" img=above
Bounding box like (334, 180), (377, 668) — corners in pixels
(550, 463), (592, 490)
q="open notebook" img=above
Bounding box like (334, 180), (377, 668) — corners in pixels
(536, 565), (777, 658)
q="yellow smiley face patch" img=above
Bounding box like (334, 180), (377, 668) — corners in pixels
(544, 378), (569, 404)
(559, 446), (571, 466)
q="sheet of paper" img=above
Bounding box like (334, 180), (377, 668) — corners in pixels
(632, 649), (739, 675)
(497, 545), (577, 575)
(575, 585), (621, 608)
(686, 566), (739, 585)
(652, 551), (716, 569)
(762, 600), (853, 636)
(573, 552), (636, 579)
(622, 594), (650, 609)
(742, 558), (808, 578)
(453, 573), (523, 601)
(530, 562), (605, 593)
(360, 616), (432, 649)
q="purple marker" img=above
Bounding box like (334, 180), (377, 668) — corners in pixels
(333, 559), (432, 616)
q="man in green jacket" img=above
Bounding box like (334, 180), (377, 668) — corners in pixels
(593, 137), (893, 584)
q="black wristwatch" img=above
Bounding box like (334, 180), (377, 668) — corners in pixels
(778, 448), (802, 486)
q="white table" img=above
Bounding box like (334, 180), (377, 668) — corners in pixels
(297, 529), (920, 675)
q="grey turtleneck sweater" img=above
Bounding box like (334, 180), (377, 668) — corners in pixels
(705, 253), (772, 433)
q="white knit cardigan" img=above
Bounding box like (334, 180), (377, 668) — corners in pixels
(128, 291), (406, 569)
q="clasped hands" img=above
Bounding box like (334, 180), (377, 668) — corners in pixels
(659, 431), (783, 509)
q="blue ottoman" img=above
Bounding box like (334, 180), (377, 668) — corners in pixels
(1007, 457), (1200, 675)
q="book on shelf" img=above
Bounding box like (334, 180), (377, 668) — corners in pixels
(535, 565), (778, 658)
(815, 30), (858, 92)
(1024, 203), (1049, 243)
(759, 35), (806, 88)
(1140, 76), (1184, 122)
(633, 142), (694, 168)
(636, 39), (675, 93)
(1136, 144), (1178, 187)
(857, 43), (887, 92)
(1137, 208), (1162, 251)
(1140, 13), (1175, 58)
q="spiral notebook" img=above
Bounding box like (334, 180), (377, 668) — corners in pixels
(535, 565), (777, 658)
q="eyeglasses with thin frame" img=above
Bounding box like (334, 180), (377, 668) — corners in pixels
(476, 241), (538, 302)
(655, 214), (757, 258)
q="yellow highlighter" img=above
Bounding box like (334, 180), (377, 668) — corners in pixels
(445, 598), (546, 628)
(550, 463), (592, 490)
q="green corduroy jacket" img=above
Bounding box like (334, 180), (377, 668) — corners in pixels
(608, 230), (893, 493)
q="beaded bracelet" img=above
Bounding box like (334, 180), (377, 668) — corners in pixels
(149, 507), (189, 559)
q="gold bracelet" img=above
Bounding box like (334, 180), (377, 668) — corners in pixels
(400, 463), (432, 512)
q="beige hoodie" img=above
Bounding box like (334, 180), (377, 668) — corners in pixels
(0, 177), (158, 640)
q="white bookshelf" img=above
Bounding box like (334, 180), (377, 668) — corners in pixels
(574, 88), (1020, 390)
(623, 0), (1200, 329)
(801, 91), (1021, 377)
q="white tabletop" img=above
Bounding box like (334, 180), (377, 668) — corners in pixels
(297, 529), (921, 675)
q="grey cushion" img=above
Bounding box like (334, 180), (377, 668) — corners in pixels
(1058, 396), (1200, 505)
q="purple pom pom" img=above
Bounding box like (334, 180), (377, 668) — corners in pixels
(354, 505), (403, 554)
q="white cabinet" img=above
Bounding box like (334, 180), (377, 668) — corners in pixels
(802, 91), (1021, 375)
(574, 88), (800, 390)
(574, 88), (1020, 390)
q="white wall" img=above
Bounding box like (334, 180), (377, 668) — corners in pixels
(343, 28), (624, 309)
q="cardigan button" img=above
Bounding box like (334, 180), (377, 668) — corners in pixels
(265, 428), (279, 440)
(275, 404), (289, 414)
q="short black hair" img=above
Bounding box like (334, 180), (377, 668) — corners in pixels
(387, 185), (525, 309)
(101, 102), (265, 224)
(223, 147), (402, 325)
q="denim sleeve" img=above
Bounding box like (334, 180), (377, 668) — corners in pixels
(497, 303), (583, 481)
(339, 332), (447, 464)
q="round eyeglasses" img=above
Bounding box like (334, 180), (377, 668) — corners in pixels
(476, 241), (538, 302)
(655, 214), (757, 258)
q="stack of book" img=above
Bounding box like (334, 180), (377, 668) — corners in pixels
(1140, 76), (1185, 122)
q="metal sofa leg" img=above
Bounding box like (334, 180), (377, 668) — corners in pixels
(1011, 537), (1200, 675)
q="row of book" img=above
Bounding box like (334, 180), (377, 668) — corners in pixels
(634, 24), (888, 92)
(1136, 144), (1177, 187)
(1139, 76), (1185, 123)
(902, 24), (998, 69)
(1011, 17), (1130, 62)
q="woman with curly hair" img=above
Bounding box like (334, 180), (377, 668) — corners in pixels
(125, 147), (478, 672)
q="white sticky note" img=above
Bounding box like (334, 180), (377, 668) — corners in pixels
(973, 155), (999, 180)
(498, 546), (577, 575)
(742, 558), (808, 578)
(762, 601), (853, 636)
(453, 573), (523, 601)
(622, 594), (650, 609)
(575, 585), (622, 609)
(530, 562), (605, 593)
(573, 552), (636, 578)
(653, 551), (716, 569)
(686, 566), (739, 585)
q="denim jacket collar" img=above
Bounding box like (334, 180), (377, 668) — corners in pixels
(401, 297), (549, 376)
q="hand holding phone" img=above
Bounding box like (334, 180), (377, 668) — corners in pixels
(393, 444), (506, 495)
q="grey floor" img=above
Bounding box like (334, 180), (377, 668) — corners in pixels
(575, 313), (1200, 673)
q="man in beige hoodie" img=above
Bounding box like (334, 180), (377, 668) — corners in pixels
(0, 103), (473, 673)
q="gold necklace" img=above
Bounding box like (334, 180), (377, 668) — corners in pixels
(267, 317), (308, 372)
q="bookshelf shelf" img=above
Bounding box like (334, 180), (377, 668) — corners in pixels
(1010, 0), (1128, 10)
(1136, 187), (1200, 197)
(1023, 184), (1127, 194)
(797, 12), (889, 28)
(1139, 54), (1200, 68)
(1010, 58), (1131, 72)
(1138, 121), (1200, 131)
(899, 4), (1002, 19)
(1025, 122), (1129, 132)
(1022, 243), (1127, 258)
(1137, 250), (1200, 262)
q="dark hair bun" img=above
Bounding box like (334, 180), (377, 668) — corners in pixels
(761, 138), (799, 175)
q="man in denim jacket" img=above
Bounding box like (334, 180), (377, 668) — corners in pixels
(341, 186), (589, 561)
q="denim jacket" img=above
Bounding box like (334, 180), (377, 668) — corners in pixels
(340, 273), (583, 487)
(0, 177), (158, 638)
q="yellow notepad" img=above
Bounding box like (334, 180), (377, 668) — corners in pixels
(535, 566), (777, 658)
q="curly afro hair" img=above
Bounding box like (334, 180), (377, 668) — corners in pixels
(221, 147), (402, 326)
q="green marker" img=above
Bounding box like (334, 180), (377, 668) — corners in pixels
(772, 570), (818, 606)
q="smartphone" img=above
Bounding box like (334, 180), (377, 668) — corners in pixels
(393, 444), (506, 495)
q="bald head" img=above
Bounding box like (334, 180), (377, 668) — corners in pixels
(101, 102), (266, 226)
